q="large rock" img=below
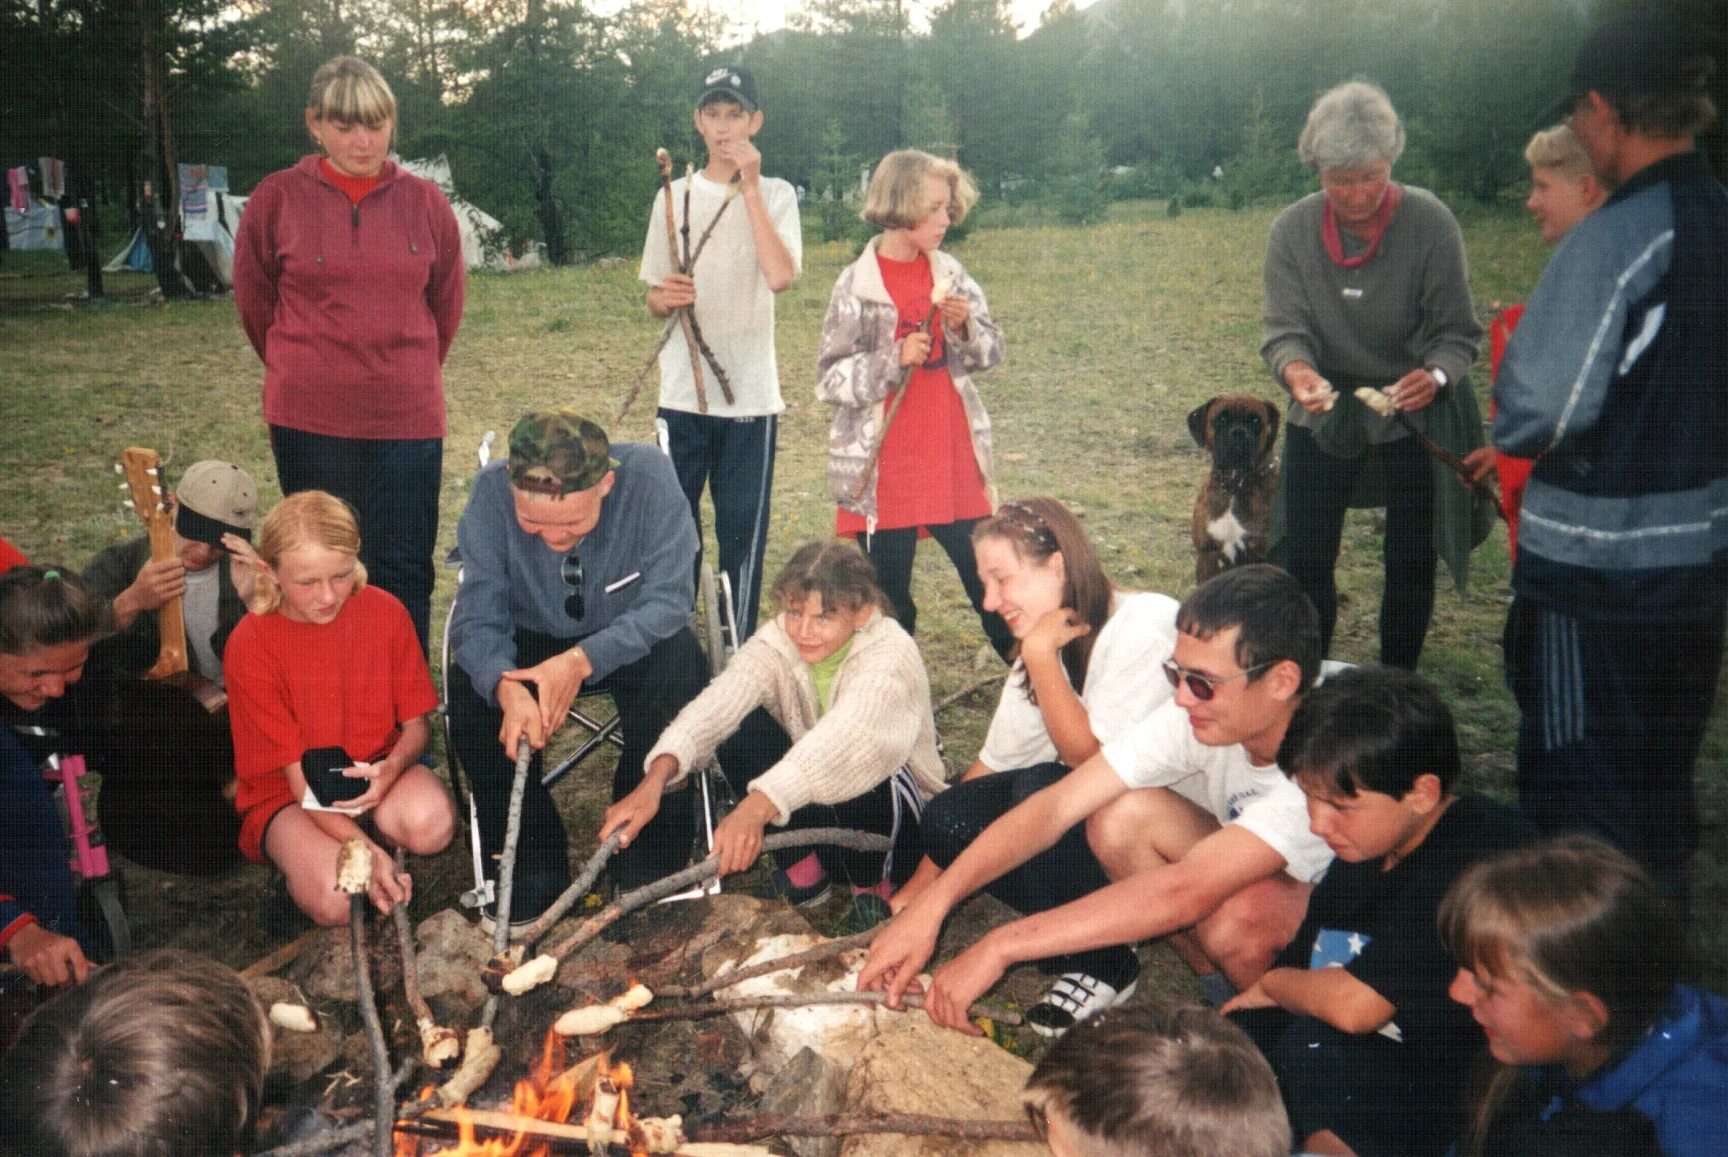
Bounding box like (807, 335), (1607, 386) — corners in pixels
(840, 1019), (1042, 1157)
(413, 908), (496, 1018)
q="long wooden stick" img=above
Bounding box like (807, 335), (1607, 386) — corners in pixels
(935, 671), (1009, 715)
(616, 989), (1023, 1027)
(336, 841), (392, 1157)
(480, 738), (532, 1033)
(400, 1110), (1037, 1151)
(615, 175), (743, 427)
(657, 927), (880, 1000)
(658, 148), (709, 414)
(239, 926), (324, 978)
(515, 831), (623, 948)
(540, 828), (891, 965)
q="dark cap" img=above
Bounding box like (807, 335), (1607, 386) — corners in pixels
(507, 410), (616, 497)
(697, 65), (759, 113)
(1542, 11), (1694, 122)
(174, 460), (258, 546)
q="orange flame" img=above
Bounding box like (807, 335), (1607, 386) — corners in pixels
(401, 1032), (581, 1157)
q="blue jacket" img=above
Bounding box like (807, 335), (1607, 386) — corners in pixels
(449, 444), (697, 704)
(1494, 150), (1728, 622)
(1572, 985), (1728, 1157)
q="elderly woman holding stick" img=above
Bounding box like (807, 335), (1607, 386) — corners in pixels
(1261, 81), (1485, 670)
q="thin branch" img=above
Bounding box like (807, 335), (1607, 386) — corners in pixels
(538, 828), (891, 965)
(481, 738), (533, 1033)
(516, 831), (623, 948)
(657, 927), (881, 1000)
(935, 671), (1009, 715)
(615, 989), (1023, 1028)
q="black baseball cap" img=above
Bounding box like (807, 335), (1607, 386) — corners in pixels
(1541, 10), (1694, 123)
(697, 65), (759, 113)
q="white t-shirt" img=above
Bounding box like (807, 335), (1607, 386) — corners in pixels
(1100, 700), (1334, 884)
(639, 172), (803, 417)
(977, 591), (1179, 772)
(182, 564), (223, 687)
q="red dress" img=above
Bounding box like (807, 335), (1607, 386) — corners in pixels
(224, 584), (438, 861)
(835, 252), (991, 536)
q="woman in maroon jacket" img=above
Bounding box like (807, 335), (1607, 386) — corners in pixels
(233, 56), (464, 651)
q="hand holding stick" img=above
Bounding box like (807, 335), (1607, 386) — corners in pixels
(659, 148), (709, 414)
(851, 276), (953, 504)
(1353, 387), (1505, 516)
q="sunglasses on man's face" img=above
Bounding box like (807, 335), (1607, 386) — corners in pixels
(561, 553), (584, 620)
(1162, 657), (1272, 701)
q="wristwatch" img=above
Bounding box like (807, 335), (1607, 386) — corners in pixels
(1426, 366), (1450, 389)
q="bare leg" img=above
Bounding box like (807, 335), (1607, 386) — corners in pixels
(371, 765), (456, 856)
(263, 808), (352, 927)
(1302, 1129), (1358, 1157)
(1193, 872), (1312, 989)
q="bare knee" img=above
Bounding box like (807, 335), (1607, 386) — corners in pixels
(295, 882), (353, 927)
(379, 775), (456, 856)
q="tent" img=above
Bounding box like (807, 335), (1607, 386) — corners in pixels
(105, 168), (246, 293)
(400, 155), (530, 270)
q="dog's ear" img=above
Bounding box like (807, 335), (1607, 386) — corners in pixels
(1187, 399), (1217, 448)
(1261, 401), (1281, 456)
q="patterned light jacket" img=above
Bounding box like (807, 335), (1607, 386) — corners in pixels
(815, 236), (1003, 525)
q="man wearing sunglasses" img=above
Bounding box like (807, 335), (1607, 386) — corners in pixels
(862, 564), (1333, 1036)
(447, 409), (709, 919)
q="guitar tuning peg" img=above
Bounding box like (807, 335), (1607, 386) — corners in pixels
(151, 485), (163, 494)
(113, 463), (124, 474)
(118, 482), (130, 491)
(123, 500), (136, 510)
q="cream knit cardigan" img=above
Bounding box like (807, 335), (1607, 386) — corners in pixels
(645, 609), (946, 824)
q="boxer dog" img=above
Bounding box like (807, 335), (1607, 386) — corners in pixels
(1188, 394), (1280, 582)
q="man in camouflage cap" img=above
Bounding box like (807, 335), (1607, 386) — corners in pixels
(448, 409), (709, 916)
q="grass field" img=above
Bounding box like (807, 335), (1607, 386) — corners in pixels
(1, 199), (1722, 997)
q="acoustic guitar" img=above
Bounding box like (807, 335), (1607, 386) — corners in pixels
(92, 448), (242, 875)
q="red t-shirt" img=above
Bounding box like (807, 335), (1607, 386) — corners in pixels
(0, 536), (27, 575)
(320, 158), (383, 205)
(224, 584), (438, 861)
(836, 252), (991, 535)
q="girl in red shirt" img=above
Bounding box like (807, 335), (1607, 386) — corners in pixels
(817, 150), (1011, 660)
(225, 492), (453, 926)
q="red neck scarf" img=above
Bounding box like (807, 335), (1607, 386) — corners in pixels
(1322, 183), (1403, 268)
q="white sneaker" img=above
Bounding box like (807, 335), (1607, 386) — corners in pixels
(1024, 972), (1139, 1037)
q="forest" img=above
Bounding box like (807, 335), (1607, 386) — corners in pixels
(2, 0), (1724, 266)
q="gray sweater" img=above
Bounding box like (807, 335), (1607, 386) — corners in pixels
(1262, 186), (1482, 442)
(449, 446), (696, 704)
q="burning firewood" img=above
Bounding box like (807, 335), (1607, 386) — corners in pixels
(586, 1066), (623, 1152)
(267, 1001), (319, 1034)
(336, 838), (393, 1157)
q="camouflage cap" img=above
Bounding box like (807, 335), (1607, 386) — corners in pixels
(507, 410), (617, 497)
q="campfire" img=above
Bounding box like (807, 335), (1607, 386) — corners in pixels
(255, 833), (1042, 1157)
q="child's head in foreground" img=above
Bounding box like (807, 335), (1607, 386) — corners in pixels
(1277, 664), (1460, 864)
(1440, 835), (1681, 1077)
(1023, 1002), (1291, 1157)
(0, 949), (270, 1157)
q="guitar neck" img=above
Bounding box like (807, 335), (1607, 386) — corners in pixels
(145, 515), (190, 680)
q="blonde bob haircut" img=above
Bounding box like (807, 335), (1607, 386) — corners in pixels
(861, 150), (979, 231)
(250, 490), (368, 616)
(1523, 124), (1593, 179)
(308, 55), (397, 129)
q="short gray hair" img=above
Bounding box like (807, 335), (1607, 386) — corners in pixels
(1298, 81), (1405, 173)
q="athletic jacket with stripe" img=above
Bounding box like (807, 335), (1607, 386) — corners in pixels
(1494, 150), (1728, 622)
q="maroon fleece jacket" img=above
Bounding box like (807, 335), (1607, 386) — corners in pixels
(233, 156), (465, 440)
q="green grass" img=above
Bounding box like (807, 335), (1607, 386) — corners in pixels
(1, 201), (1721, 989)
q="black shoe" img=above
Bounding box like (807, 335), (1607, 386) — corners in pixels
(478, 868), (570, 940)
(1024, 961), (1141, 1038)
(259, 871), (316, 941)
(752, 868), (832, 909)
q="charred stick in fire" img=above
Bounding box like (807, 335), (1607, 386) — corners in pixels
(543, 828), (890, 967)
(480, 737), (534, 1033)
(517, 830), (624, 947)
(657, 928), (882, 1000)
(851, 275), (955, 504)
(251, 1061), (420, 1157)
(555, 989), (1023, 1036)
(392, 848), (459, 1068)
(336, 839), (394, 1157)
